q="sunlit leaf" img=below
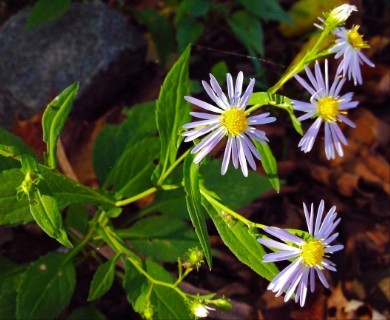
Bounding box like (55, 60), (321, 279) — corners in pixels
(183, 155), (212, 268)
(42, 82), (79, 169)
(153, 45), (191, 185)
(202, 196), (279, 282)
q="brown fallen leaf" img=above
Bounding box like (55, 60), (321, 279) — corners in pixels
(327, 282), (349, 320)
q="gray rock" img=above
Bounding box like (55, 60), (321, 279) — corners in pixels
(0, 1), (146, 128)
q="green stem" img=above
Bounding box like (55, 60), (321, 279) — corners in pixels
(157, 148), (191, 186)
(173, 268), (192, 287)
(200, 187), (266, 229)
(63, 213), (101, 264)
(115, 187), (157, 207)
(98, 222), (191, 301)
(115, 184), (180, 208)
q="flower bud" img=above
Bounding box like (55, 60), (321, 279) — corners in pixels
(209, 297), (232, 311)
(183, 247), (204, 270)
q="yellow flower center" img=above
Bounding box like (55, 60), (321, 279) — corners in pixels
(347, 25), (369, 49)
(220, 108), (248, 136)
(317, 96), (339, 122)
(301, 240), (325, 267)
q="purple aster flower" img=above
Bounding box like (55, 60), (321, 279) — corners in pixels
(292, 59), (359, 159)
(258, 200), (344, 307)
(331, 25), (375, 85)
(182, 72), (276, 177)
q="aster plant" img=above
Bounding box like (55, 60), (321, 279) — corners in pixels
(0, 3), (375, 319)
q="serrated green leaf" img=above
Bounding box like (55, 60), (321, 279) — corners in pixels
(146, 260), (194, 320)
(93, 102), (157, 183)
(183, 155), (212, 268)
(88, 254), (119, 301)
(40, 166), (115, 209)
(153, 45), (191, 185)
(103, 137), (160, 199)
(0, 169), (32, 225)
(227, 11), (264, 56)
(134, 8), (174, 66)
(67, 305), (106, 320)
(42, 82), (79, 169)
(119, 215), (198, 262)
(253, 141), (280, 192)
(201, 160), (273, 209)
(28, 183), (72, 248)
(25, 0), (71, 29)
(177, 17), (204, 53)
(16, 253), (76, 320)
(202, 196), (279, 282)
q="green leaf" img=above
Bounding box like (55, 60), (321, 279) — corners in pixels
(153, 45), (191, 185)
(103, 137), (160, 199)
(202, 197), (279, 282)
(0, 257), (25, 320)
(16, 253), (76, 320)
(67, 305), (106, 320)
(177, 17), (204, 53)
(227, 11), (264, 56)
(93, 102), (157, 183)
(254, 141), (280, 192)
(65, 204), (89, 234)
(0, 127), (36, 171)
(88, 255), (119, 301)
(237, 0), (292, 23)
(28, 182), (73, 247)
(134, 9), (174, 66)
(40, 166), (115, 209)
(146, 260), (194, 320)
(0, 169), (32, 225)
(26, 0), (71, 29)
(119, 215), (198, 262)
(42, 82), (79, 169)
(0, 256), (26, 293)
(201, 160), (273, 209)
(183, 155), (212, 268)
(211, 61), (228, 86)
(175, 0), (209, 24)
(0, 291), (17, 319)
